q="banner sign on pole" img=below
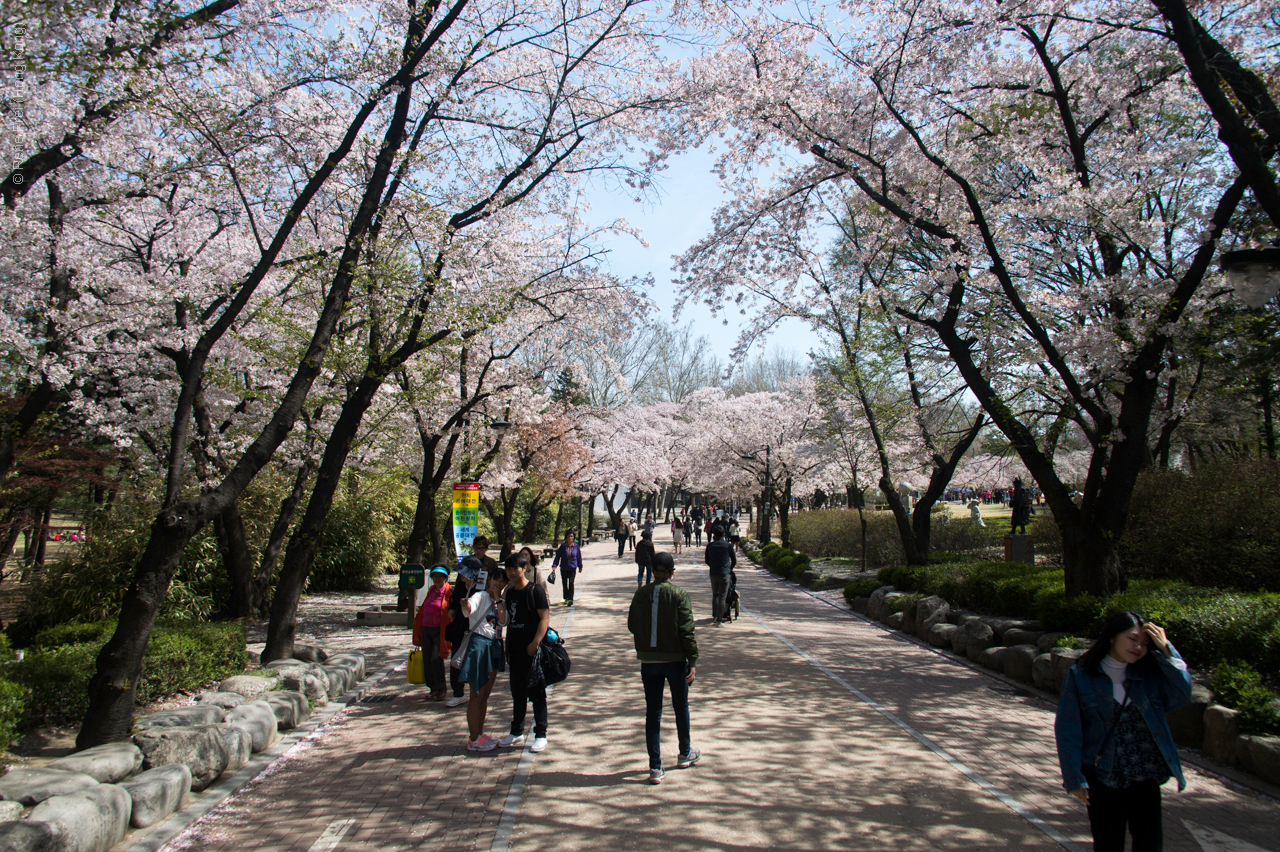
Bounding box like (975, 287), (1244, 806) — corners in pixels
(452, 482), (481, 563)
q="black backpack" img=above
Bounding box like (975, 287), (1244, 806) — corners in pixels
(539, 628), (571, 686)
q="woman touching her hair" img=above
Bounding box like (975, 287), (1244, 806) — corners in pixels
(1055, 611), (1192, 852)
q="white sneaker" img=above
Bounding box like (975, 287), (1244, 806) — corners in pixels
(498, 733), (526, 748)
(530, 736), (548, 753)
(444, 694), (467, 708)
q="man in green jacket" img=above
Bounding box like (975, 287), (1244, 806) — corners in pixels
(627, 551), (700, 785)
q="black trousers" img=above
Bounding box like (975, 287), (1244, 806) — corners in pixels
(617, 537), (626, 557)
(1083, 768), (1163, 852)
(560, 569), (576, 602)
(507, 646), (548, 737)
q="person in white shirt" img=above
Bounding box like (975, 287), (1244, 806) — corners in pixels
(457, 572), (509, 752)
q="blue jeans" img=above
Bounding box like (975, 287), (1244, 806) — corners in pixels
(641, 661), (691, 770)
(637, 562), (652, 584)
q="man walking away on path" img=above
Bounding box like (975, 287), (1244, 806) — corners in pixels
(500, 553), (551, 753)
(704, 529), (736, 627)
(551, 530), (583, 606)
(635, 529), (655, 587)
(628, 552), (699, 785)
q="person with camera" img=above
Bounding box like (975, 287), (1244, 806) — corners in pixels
(627, 551), (699, 785)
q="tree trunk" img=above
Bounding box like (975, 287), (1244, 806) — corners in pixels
(521, 491), (546, 544)
(217, 501), (256, 619)
(32, 507), (51, 570)
(1061, 520), (1124, 598)
(910, 414), (985, 557)
(255, 460), (314, 620)
(263, 374), (383, 663)
(586, 493), (596, 538)
(77, 508), (202, 747)
(778, 477), (793, 549)
(759, 488), (772, 544)
(552, 499), (565, 543)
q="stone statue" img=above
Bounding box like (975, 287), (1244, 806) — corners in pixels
(968, 499), (985, 527)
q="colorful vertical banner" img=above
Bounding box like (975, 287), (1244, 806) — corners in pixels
(452, 482), (481, 563)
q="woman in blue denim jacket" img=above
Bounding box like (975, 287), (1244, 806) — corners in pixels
(1055, 611), (1192, 852)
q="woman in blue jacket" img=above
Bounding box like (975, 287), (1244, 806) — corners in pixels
(1055, 611), (1192, 852)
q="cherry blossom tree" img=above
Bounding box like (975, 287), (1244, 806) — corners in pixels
(678, 0), (1268, 595)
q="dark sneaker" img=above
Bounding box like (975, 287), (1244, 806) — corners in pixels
(677, 748), (701, 768)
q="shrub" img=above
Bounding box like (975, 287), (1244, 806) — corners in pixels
(0, 633), (14, 663)
(310, 495), (400, 592)
(772, 554), (795, 576)
(888, 593), (923, 615)
(844, 577), (883, 603)
(1210, 661), (1280, 735)
(1122, 461), (1280, 593)
(0, 679), (25, 752)
(9, 620), (247, 726)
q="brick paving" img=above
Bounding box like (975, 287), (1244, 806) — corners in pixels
(157, 541), (1279, 852)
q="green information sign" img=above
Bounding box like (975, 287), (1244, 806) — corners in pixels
(398, 564), (425, 589)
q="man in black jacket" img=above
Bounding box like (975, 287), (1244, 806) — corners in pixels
(703, 529), (736, 627)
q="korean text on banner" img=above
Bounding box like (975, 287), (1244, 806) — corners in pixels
(452, 482), (481, 563)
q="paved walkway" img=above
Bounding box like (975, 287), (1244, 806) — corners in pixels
(160, 541), (1279, 852)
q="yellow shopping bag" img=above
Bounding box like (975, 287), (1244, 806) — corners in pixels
(407, 649), (425, 684)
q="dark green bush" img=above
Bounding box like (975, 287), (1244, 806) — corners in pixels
(1210, 661), (1280, 734)
(10, 621), (247, 726)
(31, 621), (116, 650)
(843, 577), (883, 603)
(888, 592), (923, 614)
(1122, 461), (1280, 592)
(0, 679), (25, 751)
(0, 633), (14, 663)
(309, 495), (401, 592)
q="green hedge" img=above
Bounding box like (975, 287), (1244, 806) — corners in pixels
(1122, 461), (1280, 593)
(0, 679), (25, 752)
(789, 508), (1017, 566)
(761, 543), (811, 579)
(1210, 661), (1280, 734)
(876, 561), (1280, 680)
(10, 620), (248, 726)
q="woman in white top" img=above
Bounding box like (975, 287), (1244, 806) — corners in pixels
(458, 572), (508, 752)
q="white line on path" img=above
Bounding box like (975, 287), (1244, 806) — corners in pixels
(738, 588), (1085, 852)
(305, 818), (355, 852)
(1183, 820), (1275, 852)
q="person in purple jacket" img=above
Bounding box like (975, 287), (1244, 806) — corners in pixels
(551, 530), (583, 606)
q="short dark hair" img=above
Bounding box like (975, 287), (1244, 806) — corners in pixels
(713, 529), (725, 539)
(473, 535), (490, 551)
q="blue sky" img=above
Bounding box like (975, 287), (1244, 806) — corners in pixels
(578, 145), (809, 364)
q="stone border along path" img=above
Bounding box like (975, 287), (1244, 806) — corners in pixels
(146, 540), (1278, 852)
(118, 659), (399, 852)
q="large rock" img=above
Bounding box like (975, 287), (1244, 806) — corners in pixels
(326, 653), (366, 683)
(275, 672), (329, 708)
(916, 596), (949, 631)
(47, 743), (142, 784)
(947, 610), (980, 627)
(1032, 653), (1056, 691)
(1240, 735), (1280, 786)
(1166, 683), (1213, 748)
(225, 701), (280, 752)
(901, 606), (918, 636)
(263, 691), (310, 731)
(0, 821), (62, 852)
(1003, 645), (1039, 684)
(1050, 648), (1086, 692)
(27, 784), (130, 852)
(119, 764), (191, 829)
(984, 617), (1020, 641)
(978, 646), (1007, 671)
(866, 587), (896, 622)
(1038, 632), (1070, 653)
(0, 768), (98, 806)
(320, 665), (354, 697)
(214, 724), (253, 772)
(290, 644), (329, 663)
(1003, 628), (1044, 647)
(134, 705), (225, 729)
(851, 596), (870, 615)
(266, 660), (327, 682)
(133, 725), (229, 792)
(964, 621), (998, 661)
(0, 801), (22, 821)
(195, 691), (247, 710)
(949, 623), (970, 655)
(218, 674), (280, 700)
(1203, 705), (1241, 766)
(926, 622), (959, 649)
(885, 611), (905, 631)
